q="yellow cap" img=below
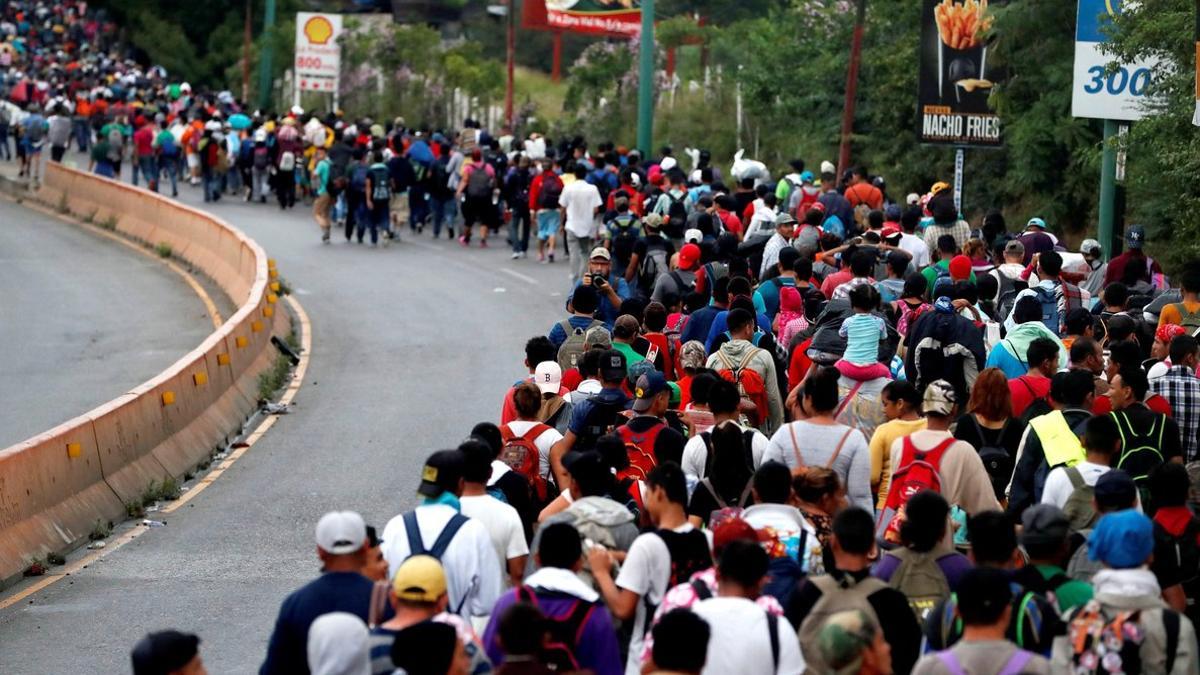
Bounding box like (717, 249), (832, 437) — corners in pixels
(392, 555), (447, 603)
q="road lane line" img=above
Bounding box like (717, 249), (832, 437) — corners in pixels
(500, 267), (539, 285)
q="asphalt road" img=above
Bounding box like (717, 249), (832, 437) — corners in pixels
(0, 160), (568, 672)
(0, 197), (216, 448)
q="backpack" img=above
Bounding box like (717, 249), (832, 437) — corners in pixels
(615, 422), (663, 480)
(1171, 302), (1200, 337)
(1111, 410), (1166, 504)
(500, 423), (553, 503)
(1065, 600), (1183, 675)
(278, 150), (296, 171)
(1066, 530), (1102, 584)
(556, 319), (603, 371)
(664, 192), (687, 239)
(798, 575), (887, 673)
(932, 584), (1059, 654)
(349, 163), (369, 193)
(24, 116), (45, 143)
(401, 511), (469, 613)
(697, 429), (756, 521)
(466, 164), (492, 199)
(575, 396), (627, 452)
(1033, 285), (1062, 336)
(608, 213), (641, 263)
(1017, 376), (1053, 424)
(876, 437), (955, 544)
(1062, 466), (1098, 531)
(107, 127), (124, 161)
(539, 172), (563, 209)
(514, 587), (596, 672)
(369, 165), (391, 202)
(715, 349), (770, 429)
(639, 243), (670, 292)
(822, 214), (846, 240)
(252, 145), (269, 170)
(934, 648), (1035, 675)
(427, 158), (448, 191)
(668, 271), (695, 296)
(968, 416), (1014, 501)
(853, 202), (872, 229)
(931, 264), (955, 299)
(888, 547), (952, 622)
(643, 529), (713, 633)
(159, 134), (178, 157)
(1012, 564), (1075, 615)
(1154, 517), (1200, 624)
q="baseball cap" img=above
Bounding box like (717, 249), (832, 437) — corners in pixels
(632, 372), (669, 412)
(774, 212), (798, 228)
(315, 511), (367, 555)
(678, 243), (701, 270)
(1126, 224), (1146, 249)
(628, 357), (656, 382)
(1004, 239), (1025, 257)
(821, 160), (836, 175)
(906, 192), (921, 205)
(922, 379), (957, 416)
(881, 224), (902, 241)
(643, 213), (664, 231)
(817, 610), (878, 675)
(588, 246), (611, 261)
(948, 255), (972, 281)
(391, 554), (447, 603)
(684, 228), (703, 244)
(613, 314), (641, 340)
(679, 340), (707, 371)
(1080, 238), (1102, 257)
(884, 204), (903, 222)
(1026, 217), (1047, 230)
(955, 567), (1014, 621)
(1089, 509), (1154, 569)
(929, 181), (950, 195)
(598, 348), (627, 382)
(584, 325), (612, 349)
(1093, 469), (1138, 510)
(417, 449), (465, 497)
(1020, 504), (1070, 548)
(711, 517), (760, 554)
(131, 631), (201, 675)
(799, 170), (814, 183)
(534, 361), (562, 394)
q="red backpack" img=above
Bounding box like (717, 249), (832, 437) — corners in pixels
(616, 422), (663, 480)
(876, 436), (954, 544)
(500, 424), (551, 502)
(715, 349), (771, 429)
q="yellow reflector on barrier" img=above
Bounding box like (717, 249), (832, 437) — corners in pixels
(236, 336), (248, 348)
(270, 282), (280, 292)
(263, 306), (274, 318)
(217, 353), (231, 365)
(66, 443), (82, 458)
(193, 372), (208, 386)
(162, 391), (176, 406)
(251, 321), (263, 333)
(267, 293), (278, 304)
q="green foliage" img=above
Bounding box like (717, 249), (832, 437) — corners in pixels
(155, 242), (172, 259)
(89, 519), (113, 541)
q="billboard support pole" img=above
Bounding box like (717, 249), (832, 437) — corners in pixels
(836, 0), (867, 180)
(505, 0), (515, 130)
(1098, 118), (1118, 261)
(953, 147), (964, 214)
(552, 33), (562, 82)
(258, 0), (276, 111)
(637, 0), (655, 155)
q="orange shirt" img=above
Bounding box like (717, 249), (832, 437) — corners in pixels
(1158, 300), (1200, 331)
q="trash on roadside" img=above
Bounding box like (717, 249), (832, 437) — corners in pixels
(87, 541), (106, 549)
(141, 519), (165, 528)
(263, 402), (291, 415)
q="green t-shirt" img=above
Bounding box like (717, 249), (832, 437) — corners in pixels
(921, 259), (977, 296)
(612, 341), (643, 376)
(1034, 563), (1093, 612)
(314, 159), (331, 196)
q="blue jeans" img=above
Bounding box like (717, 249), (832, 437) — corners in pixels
(73, 118), (90, 152)
(509, 206), (530, 252)
(203, 170), (221, 202)
(357, 204), (389, 244)
(134, 156), (158, 191)
(161, 154), (180, 195)
(0, 125), (11, 160)
(429, 195), (456, 236)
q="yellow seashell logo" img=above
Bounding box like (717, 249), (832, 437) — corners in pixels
(304, 16), (334, 45)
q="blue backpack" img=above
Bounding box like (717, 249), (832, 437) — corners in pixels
(1033, 286), (1061, 335)
(350, 163), (370, 193)
(823, 214), (846, 240)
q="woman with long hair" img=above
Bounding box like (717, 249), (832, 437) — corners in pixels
(954, 367), (1023, 502)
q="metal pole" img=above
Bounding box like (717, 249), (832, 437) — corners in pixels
(636, 0), (655, 155)
(836, 0), (867, 180)
(243, 0), (252, 104)
(505, 0), (515, 129)
(551, 33), (562, 82)
(1098, 118), (1119, 261)
(953, 147), (964, 214)
(257, 0), (277, 111)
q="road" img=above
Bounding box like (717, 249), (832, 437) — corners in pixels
(0, 198), (217, 448)
(0, 161), (568, 672)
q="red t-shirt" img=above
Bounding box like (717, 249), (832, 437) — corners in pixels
(500, 378), (570, 425)
(1092, 393), (1173, 417)
(1009, 374), (1052, 419)
(820, 269), (854, 299)
(788, 337), (815, 393)
(133, 125), (155, 157)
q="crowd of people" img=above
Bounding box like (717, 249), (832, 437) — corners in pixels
(6, 6), (1200, 674)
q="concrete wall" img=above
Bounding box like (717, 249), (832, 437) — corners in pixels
(0, 163), (288, 585)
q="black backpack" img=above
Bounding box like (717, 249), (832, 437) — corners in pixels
(967, 416), (1015, 501)
(643, 529), (713, 633)
(575, 397), (626, 451)
(1154, 517), (1200, 624)
(664, 192), (688, 239)
(539, 173), (564, 209)
(515, 587), (596, 672)
(609, 213), (640, 264)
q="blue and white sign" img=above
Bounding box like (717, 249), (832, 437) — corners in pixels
(1072, 0), (1158, 121)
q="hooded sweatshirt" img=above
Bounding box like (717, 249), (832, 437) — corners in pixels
(1051, 568), (1198, 675)
(705, 339), (784, 435)
(307, 612), (371, 675)
(985, 320), (1068, 379)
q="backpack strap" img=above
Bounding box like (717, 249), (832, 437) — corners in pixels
(1165, 608), (1181, 674)
(922, 437), (958, 466)
(787, 423), (805, 469)
(700, 478), (727, 509)
(669, 271), (686, 293)
(934, 650), (967, 675)
(700, 432), (714, 478)
(826, 428), (856, 469)
(558, 319), (575, 338)
(690, 578), (713, 601)
(766, 610), (780, 671)
(428, 513), (469, 560)
(1065, 465), (1085, 490)
(997, 650), (1034, 675)
(562, 598), (597, 645)
(367, 579), (390, 628)
(520, 423), (552, 443)
(715, 349), (735, 373)
(835, 382), (864, 418)
(403, 511), (426, 556)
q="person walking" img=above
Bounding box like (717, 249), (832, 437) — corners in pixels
(560, 164), (603, 284)
(313, 146), (333, 243)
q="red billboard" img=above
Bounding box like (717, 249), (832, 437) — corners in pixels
(523, 0), (642, 38)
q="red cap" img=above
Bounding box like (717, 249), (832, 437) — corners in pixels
(948, 255), (972, 281)
(881, 224), (902, 240)
(712, 518), (759, 554)
(678, 243), (701, 271)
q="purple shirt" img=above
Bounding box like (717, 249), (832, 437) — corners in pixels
(872, 550), (973, 591)
(483, 586), (623, 675)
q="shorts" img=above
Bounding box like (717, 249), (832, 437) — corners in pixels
(463, 196), (498, 228)
(537, 210), (561, 240)
(835, 359), (891, 382)
(22, 139), (43, 154)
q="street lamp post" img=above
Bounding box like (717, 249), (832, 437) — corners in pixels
(636, 0), (655, 155)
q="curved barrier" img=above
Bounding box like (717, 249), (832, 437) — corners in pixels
(0, 163), (288, 585)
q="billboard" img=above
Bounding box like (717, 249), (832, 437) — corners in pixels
(917, 0), (1002, 148)
(1071, 0), (1158, 121)
(295, 12), (344, 93)
(523, 0), (642, 38)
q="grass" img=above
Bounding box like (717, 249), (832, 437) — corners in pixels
(275, 276), (294, 296)
(515, 66), (568, 126)
(125, 500), (145, 519)
(89, 519), (113, 541)
(99, 215), (118, 231)
(46, 552), (65, 566)
(155, 242), (172, 258)
(82, 209), (97, 224)
(257, 348), (294, 402)
(57, 193), (70, 215)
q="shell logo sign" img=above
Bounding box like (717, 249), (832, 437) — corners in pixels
(303, 16), (335, 45)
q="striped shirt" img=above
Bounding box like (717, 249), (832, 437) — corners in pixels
(1150, 364), (1200, 462)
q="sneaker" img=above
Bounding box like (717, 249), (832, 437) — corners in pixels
(458, 235), (469, 247)
(521, 251), (528, 259)
(480, 239), (488, 248)
(548, 253), (555, 263)
(321, 231), (331, 243)
(538, 251), (545, 263)
(511, 251), (520, 259)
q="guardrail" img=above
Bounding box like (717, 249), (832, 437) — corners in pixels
(0, 163), (288, 585)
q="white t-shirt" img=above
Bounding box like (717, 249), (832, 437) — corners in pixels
(559, 180), (602, 238)
(680, 425), (770, 493)
(1042, 461), (1143, 512)
(459, 494), (529, 586)
(380, 504), (503, 617)
(691, 597), (806, 675)
(899, 232), (931, 269)
(616, 524), (713, 675)
(503, 420), (563, 482)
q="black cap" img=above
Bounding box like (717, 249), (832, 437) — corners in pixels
(1094, 469), (1138, 510)
(391, 621), (458, 675)
(599, 348), (627, 382)
(955, 567), (1013, 622)
(417, 449), (466, 497)
(131, 631), (200, 675)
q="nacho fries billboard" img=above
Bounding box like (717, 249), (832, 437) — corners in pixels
(523, 0), (642, 38)
(917, 0), (1003, 147)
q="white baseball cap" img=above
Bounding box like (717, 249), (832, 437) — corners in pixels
(684, 228), (703, 244)
(315, 511), (366, 555)
(534, 361), (562, 394)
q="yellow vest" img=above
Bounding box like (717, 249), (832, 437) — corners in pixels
(1028, 410), (1085, 468)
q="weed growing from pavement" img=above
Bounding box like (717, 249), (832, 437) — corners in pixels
(89, 519), (113, 541)
(57, 193), (70, 215)
(257, 328), (298, 402)
(155, 242), (172, 258)
(99, 215), (117, 231)
(46, 552), (65, 566)
(126, 500), (145, 519)
(275, 276), (293, 295)
(82, 209), (97, 224)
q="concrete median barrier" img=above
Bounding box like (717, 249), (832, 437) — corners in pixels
(0, 163), (289, 586)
